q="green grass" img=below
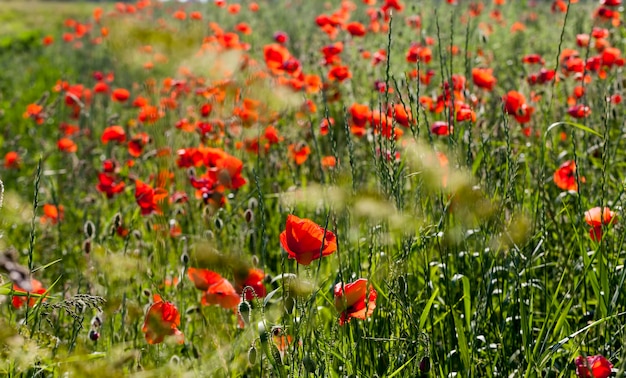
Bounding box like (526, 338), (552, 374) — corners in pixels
(0, 0), (625, 377)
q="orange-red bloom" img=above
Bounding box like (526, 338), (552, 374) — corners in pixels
(288, 143), (311, 165)
(279, 215), (337, 265)
(12, 279), (47, 309)
(41, 204), (64, 225)
(4, 151), (20, 169)
(187, 268), (241, 309)
(101, 125), (126, 144)
(575, 355), (613, 378)
(135, 180), (168, 215)
(472, 67), (497, 90)
(234, 268), (266, 300)
(553, 160), (583, 191)
(334, 279), (377, 325)
(23, 103), (45, 124)
(328, 65), (352, 82)
(111, 88), (130, 102)
(585, 207), (617, 241)
(58, 138), (77, 153)
(142, 294), (184, 344)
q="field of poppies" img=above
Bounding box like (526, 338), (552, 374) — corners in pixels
(0, 0), (625, 376)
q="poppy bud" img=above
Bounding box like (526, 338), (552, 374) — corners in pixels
(84, 220), (96, 239)
(170, 356), (180, 365)
(248, 346), (257, 364)
(238, 301), (251, 325)
(82, 239), (91, 254)
(214, 218), (223, 230)
(251, 255), (259, 267)
(244, 209), (254, 223)
(143, 289), (152, 297)
(248, 197), (258, 210)
(271, 326), (283, 337)
(89, 330), (100, 341)
(180, 253), (189, 265)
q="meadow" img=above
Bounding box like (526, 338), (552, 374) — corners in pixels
(0, 0), (624, 376)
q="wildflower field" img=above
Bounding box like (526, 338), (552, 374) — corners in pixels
(1, 0), (625, 376)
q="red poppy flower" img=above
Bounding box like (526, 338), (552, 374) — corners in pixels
(187, 268), (240, 309)
(334, 279), (377, 325)
(12, 279), (47, 309)
(128, 133), (151, 157)
(553, 160), (584, 191)
(264, 43), (291, 72)
(431, 121), (452, 136)
(23, 103), (45, 124)
(135, 180), (168, 216)
(568, 104), (592, 118)
(472, 67), (497, 90)
(142, 294), (184, 345)
(208, 153), (247, 190)
(350, 103), (371, 127)
(111, 88), (130, 102)
(279, 215), (337, 265)
(321, 156), (337, 168)
(93, 82), (109, 94)
(101, 125), (126, 144)
(406, 44), (432, 64)
(58, 138), (77, 153)
(4, 151), (20, 169)
(575, 355), (612, 378)
(234, 268), (266, 300)
(97, 173), (125, 198)
(345, 22), (366, 37)
(585, 207), (617, 241)
(288, 143), (311, 165)
(328, 65), (352, 82)
(41, 204), (64, 225)
(522, 54), (544, 65)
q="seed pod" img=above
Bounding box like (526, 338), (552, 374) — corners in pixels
(170, 355), (180, 365)
(284, 296), (295, 314)
(238, 301), (251, 325)
(248, 346), (257, 365)
(419, 356), (430, 373)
